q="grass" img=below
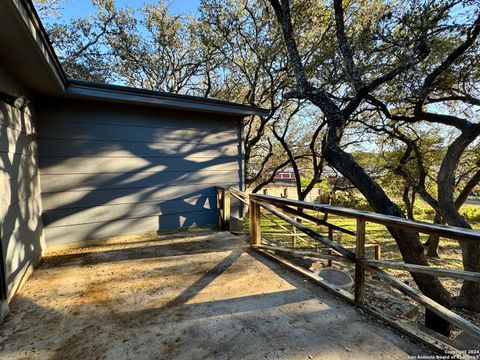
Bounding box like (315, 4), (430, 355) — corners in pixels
(244, 204), (480, 295)
(243, 201), (480, 334)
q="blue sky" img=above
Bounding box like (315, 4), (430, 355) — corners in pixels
(59, 0), (201, 20)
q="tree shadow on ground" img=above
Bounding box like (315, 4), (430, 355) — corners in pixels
(0, 233), (426, 360)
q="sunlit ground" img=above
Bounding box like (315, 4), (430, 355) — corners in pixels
(0, 230), (427, 360)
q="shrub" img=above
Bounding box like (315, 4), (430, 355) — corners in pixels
(460, 206), (480, 223)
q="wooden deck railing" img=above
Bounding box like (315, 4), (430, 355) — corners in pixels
(216, 186), (480, 355)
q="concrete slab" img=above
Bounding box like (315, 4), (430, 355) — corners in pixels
(0, 230), (430, 359)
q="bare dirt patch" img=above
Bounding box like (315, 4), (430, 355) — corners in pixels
(1, 230), (431, 359)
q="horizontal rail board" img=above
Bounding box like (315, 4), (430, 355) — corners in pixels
(368, 267), (480, 339)
(230, 191), (249, 206)
(254, 248), (466, 357)
(250, 194), (480, 242)
(264, 200), (356, 237)
(260, 232), (308, 237)
(255, 245), (353, 262)
(363, 259), (480, 282)
(256, 201), (356, 261)
(228, 187), (248, 198)
(254, 248), (354, 301)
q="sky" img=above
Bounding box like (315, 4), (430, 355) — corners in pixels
(59, 0), (201, 21)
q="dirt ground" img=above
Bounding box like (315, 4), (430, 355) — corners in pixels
(0, 230), (431, 360)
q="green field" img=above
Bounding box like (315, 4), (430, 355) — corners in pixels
(244, 203), (480, 294)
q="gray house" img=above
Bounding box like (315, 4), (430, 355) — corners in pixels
(0, 0), (267, 317)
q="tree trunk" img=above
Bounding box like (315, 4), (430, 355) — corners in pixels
(437, 130), (480, 312)
(323, 141), (452, 334)
(389, 228), (452, 335)
(402, 186), (415, 220)
(425, 213), (443, 258)
(457, 241), (480, 311)
(441, 208), (480, 311)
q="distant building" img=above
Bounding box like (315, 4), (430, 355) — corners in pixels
(273, 168), (308, 182)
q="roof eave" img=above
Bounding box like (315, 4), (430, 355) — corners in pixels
(6, 0), (67, 93)
(66, 81), (270, 117)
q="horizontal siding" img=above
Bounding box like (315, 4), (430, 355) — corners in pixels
(0, 103), (35, 134)
(43, 194), (217, 227)
(44, 210), (222, 246)
(41, 183), (236, 211)
(39, 156), (239, 175)
(40, 170), (239, 193)
(35, 100), (233, 131)
(3, 218), (43, 293)
(1, 196), (42, 239)
(0, 174), (41, 207)
(38, 120), (237, 145)
(37, 138), (239, 158)
(37, 98), (243, 245)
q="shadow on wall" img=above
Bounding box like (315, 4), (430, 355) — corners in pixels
(0, 101), (43, 298)
(155, 189), (244, 231)
(156, 189), (212, 230)
(37, 100), (243, 246)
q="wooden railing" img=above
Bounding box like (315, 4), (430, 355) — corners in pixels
(216, 186), (480, 355)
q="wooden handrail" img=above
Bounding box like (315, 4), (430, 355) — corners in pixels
(250, 193), (480, 243)
(254, 244), (353, 263)
(229, 187), (248, 198)
(253, 197), (480, 340)
(216, 187), (480, 348)
(368, 265), (480, 339)
(264, 200), (356, 236)
(363, 259), (480, 282)
(257, 201), (356, 260)
(230, 191), (249, 206)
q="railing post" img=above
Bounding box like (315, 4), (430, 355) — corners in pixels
(355, 219), (366, 304)
(374, 243), (381, 260)
(216, 187), (230, 231)
(292, 223), (297, 248)
(249, 199), (261, 246)
(327, 227), (333, 267)
(217, 187), (223, 229)
(223, 188), (231, 231)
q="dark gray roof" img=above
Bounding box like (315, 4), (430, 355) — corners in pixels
(66, 80), (270, 117)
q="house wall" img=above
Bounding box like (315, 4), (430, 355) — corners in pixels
(36, 97), (243, 246)
(0, 68), (44, 308)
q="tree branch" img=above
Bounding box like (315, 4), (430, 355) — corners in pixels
(333, 0), (363, 90)
(455, 168), (480, 209)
